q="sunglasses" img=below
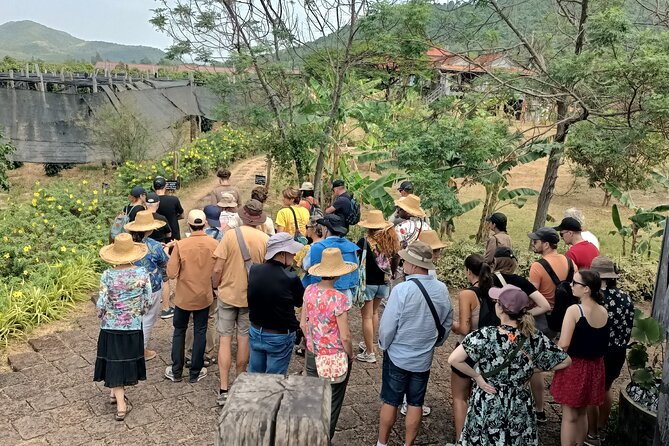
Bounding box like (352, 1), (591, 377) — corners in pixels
(571, 280), (586, 287)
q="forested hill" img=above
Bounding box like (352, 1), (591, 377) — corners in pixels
(428, 0), (661, 52)
(0, 20), (166, 64)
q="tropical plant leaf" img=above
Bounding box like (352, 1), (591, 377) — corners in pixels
(649, 205), (669, 213)
(632, 368), (655, 388)
(497, 187), (540, 200)
(630, 212), (666, 227)
(460, 199), (481, 213)
(627, 344), (649, 369)
(605, 183), (635, 208)
(612, 204), (623, 231)
(651, 171), (669, 189)
(632, 314), (664, 344)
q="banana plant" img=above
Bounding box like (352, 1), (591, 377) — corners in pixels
(608, 183), (669, 256)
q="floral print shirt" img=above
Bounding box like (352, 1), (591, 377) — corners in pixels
(133, 237), (169, 292)
(303, 284), (349, 356)
(96, 267), (153, 330)
(394, 218), (431, 249)
(602, 287), (634, 349)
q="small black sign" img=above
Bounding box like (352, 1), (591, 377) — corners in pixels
(165, 180), (179, 191)
(254, 175), (267, 186)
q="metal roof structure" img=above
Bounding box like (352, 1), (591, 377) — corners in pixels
(0, 72), (218, 163)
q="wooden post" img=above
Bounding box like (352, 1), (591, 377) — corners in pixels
(217, 373), (330, 446)
(92, 75), (98, 93)
(652, 218), (669, 445)
(25, 64), (30, 77)
(8, 70), (14, 88)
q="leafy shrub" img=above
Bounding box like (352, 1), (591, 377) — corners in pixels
(117, 125), (257, 190)
(0, 254), (100, 345)
(0, 128), (16, 190)
(615, 256), (658, 301)
(43, 163), (74, 177)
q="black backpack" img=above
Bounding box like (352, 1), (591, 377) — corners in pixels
(541, 257), (578, 332)
(346, 195), (361, 226)
(472, 286), (501, 328)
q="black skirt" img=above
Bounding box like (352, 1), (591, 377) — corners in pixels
(94, 329), (146, 388)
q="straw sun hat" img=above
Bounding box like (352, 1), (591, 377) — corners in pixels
(124, 210), (166, 232)
(100, 233), (148, 265)
(418, 229), (447, 250)
(394, 194), (426, 218)
(308, 248), (358, 278)
(358, 210), (393, 230)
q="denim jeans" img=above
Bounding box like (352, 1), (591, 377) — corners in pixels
(248, 325), (296, 375)
(305, 350), (352, 439)
(171, 305), (209, 380)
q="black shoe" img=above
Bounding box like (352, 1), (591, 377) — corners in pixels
(535, 411), (547, 424)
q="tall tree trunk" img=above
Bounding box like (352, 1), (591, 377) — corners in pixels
(477, 182), (502, 243)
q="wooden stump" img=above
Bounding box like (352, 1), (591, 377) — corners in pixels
(619, 387), (657, 446)
(217, 373), (331, 446)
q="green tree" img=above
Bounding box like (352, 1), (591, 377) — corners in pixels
(0, 129), (16, 190)
(89, 104), (150, 163)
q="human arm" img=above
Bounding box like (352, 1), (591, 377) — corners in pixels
(378, 289), (401, 350)
(483, 236), (496, 265)
(452, 289), (478, 335)
(292, 277), (305, 309)
(175, 199), (184, 219)
(166, 242), (180, 280)
(300, 298), (308, 335)
(448, 344), (496, 394)
(212, 257), (225, 288)
(557, 305), (579, 350)
(336, 311), (353, 358)
(275, 208), (288, 233)
(325, 205), (336, 214)
(527, 290), (550, 316)
(552, 356), (572, 371)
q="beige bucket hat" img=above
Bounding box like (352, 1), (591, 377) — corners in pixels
(590, 256), (620, 279)
(124, 210), (166, 232)
(394, 194), (426, 218)
(398, 241), (436, 270)
(217, 192), (238, 209)
(419, 230), (447, 250)
(308, 248), (358, 278)
(100, 233), (148, 265)
(358, 210), (393, 230)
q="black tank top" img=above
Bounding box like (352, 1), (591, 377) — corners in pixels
(567, 304), (609, 359)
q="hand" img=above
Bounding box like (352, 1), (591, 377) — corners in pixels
(474, 375), (497, 394)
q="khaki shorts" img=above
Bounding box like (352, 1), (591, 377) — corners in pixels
(216, 300), (250, 337)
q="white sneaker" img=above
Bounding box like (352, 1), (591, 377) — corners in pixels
(356, 351), (377, 363)
(358, 341), (367, 352)
(400, 403), (431, 417)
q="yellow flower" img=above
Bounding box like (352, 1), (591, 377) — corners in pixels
(31, 222), (36, 227)
(23, 270), (29, 275)
(60, 246), (67, 252)
(76, 199), (82, 204)
(18, 229), (24, 235)
(71, 248), (77, 254)
(88, 206), (93, 211)
(33, 192), (40, 197)
(96, 224), (101, 229)
(43, 219), (48, 224)
(69, 194), (74, 199)
(82, 180), (88, 185)
(23, 245), (31, 253)
(97, 240), (103, 246)
(2, 236), (7, 242)
(57, 205), (63, 210)
(46, 196), (55, 202)
(31, 198), (37, 207)
(12, 291), (23, 298)
(3, 253), (9, 259)
(77, 207), (83, 212)
(93, 190), (98, 195)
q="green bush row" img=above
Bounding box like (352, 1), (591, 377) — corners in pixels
(436, 240), (657, 301)
(116, 125), (258, 191)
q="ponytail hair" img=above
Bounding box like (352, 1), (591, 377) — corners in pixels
(579, 270), (603, 304)
(508, 310), (536, 338)
(464, 254), (494, 297)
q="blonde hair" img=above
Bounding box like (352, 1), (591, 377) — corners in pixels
(282, 187), (300, 204)
(516, 312), (536, 338)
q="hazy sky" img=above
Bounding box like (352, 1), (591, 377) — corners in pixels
(4, 0), (173, 49)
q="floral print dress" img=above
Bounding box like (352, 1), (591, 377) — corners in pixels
(96, 267), (153, 331)
(460, 326), (568, 446)
(303, 284), (348, 356)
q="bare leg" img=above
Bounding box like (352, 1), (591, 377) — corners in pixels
(361, 300), (374, 353)
(404, 405), (423, 446)
(530, 372), (545, 413)
(161, 283), (170, 311)
(587, 406), (598, 437)
(598, 389), (613, 431)
(451, 371), (472, 441)
(372, 298), (382, 347)
(561, 405), (587, 446)
(112, 386), (126, 412)
(236, 335), (249, 375)
(218, 336), (232, 390)
(378, 403), (398, 445)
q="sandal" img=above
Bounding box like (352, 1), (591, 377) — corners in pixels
(115, 396), (132, 421)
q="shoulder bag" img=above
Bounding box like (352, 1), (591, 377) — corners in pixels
(287, 206), (309, 245)
(409, 278), (446, 346)
(234, 227), (253, 276)
(352, 238), (367, 309)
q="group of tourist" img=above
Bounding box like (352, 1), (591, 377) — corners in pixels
(92, 172), (635, 446)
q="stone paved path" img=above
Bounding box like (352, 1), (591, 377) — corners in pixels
(0, 155), (564, 445)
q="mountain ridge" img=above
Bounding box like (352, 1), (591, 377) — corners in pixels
(0, 20), (166, 63)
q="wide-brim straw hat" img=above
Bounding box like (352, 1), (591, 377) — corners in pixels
(398, 241), (436, 270)
(100, 232), (148, 264)
(358, 210), (393, 230)
(394, 194), (426, 218)
(124, 209), (166, 232)
(419, 230), (447, 250)
(308, 248), (358, 278)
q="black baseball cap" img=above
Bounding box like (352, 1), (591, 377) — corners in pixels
(486, 212), (507, 230)
(554, 217), (582, 232)
(332, 179), (345, 189)
(494, 246), (516, 259)
(145, 192), (160, 204)
(153, 176), (167, 190)
(528, 227), (560, 244)
(398, 181), (413, 192)
(316, 214), (348, 236)
(130, 185), (146, 198)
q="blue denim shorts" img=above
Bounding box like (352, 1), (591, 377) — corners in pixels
(380, 351), (430, 407)
(364, 284), (389, 302)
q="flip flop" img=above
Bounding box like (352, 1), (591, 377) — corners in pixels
(115, 397), (132, 421)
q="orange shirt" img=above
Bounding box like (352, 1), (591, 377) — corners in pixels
(167, 233), (219, 311)
(529, 252), (578, 308)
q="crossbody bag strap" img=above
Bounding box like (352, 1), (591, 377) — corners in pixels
(234, 227), (252, 275)
(481, 336), (527, 379)
(494, 272), (508, 286)
(409, 278), (445, 346)
(538, 257), (573, 286)
(288, 206), (300, 235)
